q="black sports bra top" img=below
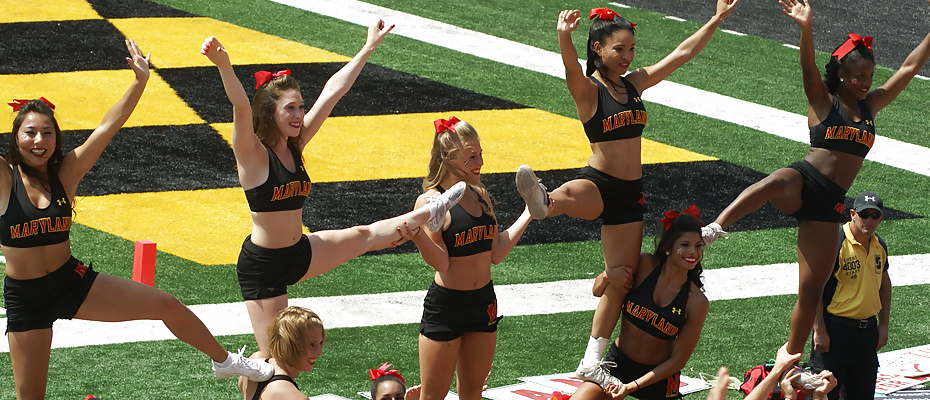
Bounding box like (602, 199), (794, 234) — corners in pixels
(0, 167), (72, 248)
(244, 145), (312, 212)
(439, 185), (497, 258)
(809, 97), (875, 158)
(251, 373), (298, 400)
(621, 263), (690, 341)
(582, 75), (648, 143)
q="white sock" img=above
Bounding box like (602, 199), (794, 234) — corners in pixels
(215, 352), (234, 367)
(583, 336), (609, 363)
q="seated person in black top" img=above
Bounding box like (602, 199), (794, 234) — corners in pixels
(579, 209), (710, 400)
(238, 306), (324, 400)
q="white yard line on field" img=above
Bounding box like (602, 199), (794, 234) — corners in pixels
(2, 254), (928, 353)
(270, 0), (930, 177)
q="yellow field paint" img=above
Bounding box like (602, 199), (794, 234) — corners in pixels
(0, 70), (204, 131)
(0, 0), (101, 24)
(214, 109), (716, 182)
(75, 188), (305, 265)
(109, 17), (351, 69)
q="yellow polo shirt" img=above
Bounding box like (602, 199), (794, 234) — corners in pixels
(825, 223), (888, 319)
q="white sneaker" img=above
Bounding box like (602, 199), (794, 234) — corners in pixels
(516, 165), (549, 220)
(212, 348), (274, 381)
(701, 222), (729, 246)
(575, 360), (622, 388)
(792, 368), (825, 390)
(425, 181), (467, 232)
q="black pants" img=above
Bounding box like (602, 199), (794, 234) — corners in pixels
(810, 314), (879, 400)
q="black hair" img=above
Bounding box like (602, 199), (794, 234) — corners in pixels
(823, 44), (875, 94)
(653, 212), (704, 290)
(8, 99), (64, 191)
(370, 375), (405, 400)
(585, 14), (636, 77)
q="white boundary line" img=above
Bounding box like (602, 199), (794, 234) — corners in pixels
(2, 254), (928, 353)
(269, 0), (930, 177)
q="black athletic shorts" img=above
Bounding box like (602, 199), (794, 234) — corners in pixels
(237, 235), (312, 300)
(419, 280), (500, 341)
(4, 256), (98, 333)
(605, 342), (682, 399)
(788, 160), (848, 223)
(575, 166), (646, 225)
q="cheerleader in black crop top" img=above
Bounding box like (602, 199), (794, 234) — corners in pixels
(204, 24), (468, 358)
(532, 4), (738, 383)
(3, 42), (276, 396)
(413, 118), (542, 400)
(703, 0), (930, 357)
(572, 211), (708, 399)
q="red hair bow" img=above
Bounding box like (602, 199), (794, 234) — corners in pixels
(254, 69), (291, 89)
(8, 97), (55, 112)
(369, 362), (405, 384)
(660, 204), (701, 231)
(550, 392), (571, 400)
(589, 8), (636, 29)
(433, 116), (461, 134)
(832, 33), (873, 60)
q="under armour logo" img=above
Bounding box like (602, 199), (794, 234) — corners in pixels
(57, 198), (66, 206)
(671, 307), (681, 315)
(634, 97), (641, 102)
(865, 195), (876, 202)
(866, 120), (873, 126)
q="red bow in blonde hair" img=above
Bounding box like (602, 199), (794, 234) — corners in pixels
(660, 205), (701, 231)
(8, 97), (56, 112)
(369, 362), (405, 384)
(832, 33), (873, 60)
(433, 116), (461, 134)
(254, 69), (291, 89)
(589, 8), (637, 29)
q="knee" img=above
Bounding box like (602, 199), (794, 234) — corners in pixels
(153, 292), (188, 316)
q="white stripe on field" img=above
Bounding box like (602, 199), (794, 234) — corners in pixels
(2, 254), (928, 353)
(271, 0), (930, 177)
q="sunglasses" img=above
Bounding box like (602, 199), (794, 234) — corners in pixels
(857, 210), (883, 220)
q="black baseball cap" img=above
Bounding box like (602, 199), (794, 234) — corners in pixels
(853, 191), (883, 213)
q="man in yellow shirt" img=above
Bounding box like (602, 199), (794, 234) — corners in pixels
(811, 191), (891, 400)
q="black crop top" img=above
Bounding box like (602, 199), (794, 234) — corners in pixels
(582, 75), (648, 143)
(251, 373), (298, 400)
(244, 145), (312, 212)
(621, 263), (690, 341)
(439, 185), (497, 258)
(0, 167), (72, 248)
(809, 97), (875, 158)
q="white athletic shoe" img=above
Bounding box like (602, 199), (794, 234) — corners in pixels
(575, 360), (622, 388)
(792, 368), (825, 390)
(701, 222), (729, 246)
(425, 181), (467, 232)
(516, 165), (550, 220)
(212, 347), (274, 381)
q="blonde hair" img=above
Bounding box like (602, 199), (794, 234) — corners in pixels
(422, 120), (494, 218)
(252, 74), (302, 151)
(267, 306), (324, 368)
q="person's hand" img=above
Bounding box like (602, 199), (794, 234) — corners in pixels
(605, 265), (633, 291)
(773, 342), (803, 377)
(714, 0), (740, 21)
(706, 367), (729, 400)
(592, 271), (609, 297)
(877, 324), (889, 351)
(125, 38), (150, 82)
(557, 10), (581, 34)
(404, 385), (422, 400)
(390, 222), (419, 247)
(201, 36), (231, 67)
(812, 326), (830, 352)
(779, 0), (813, 28)
(365, 19), (395, 50)
(778, 369), (800, 400)
(603, 383), (630, 400)
(813, 370), (837, 399)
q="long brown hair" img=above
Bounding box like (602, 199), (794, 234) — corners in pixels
(252, 74), (302, 152)
(422, 120), (494, 218)
(8, 100), (65, 191)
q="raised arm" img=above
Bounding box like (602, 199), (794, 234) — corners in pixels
(557, 9), (598, 120)
(781, 0), (831, 116)
(298, 20), (394, 148)
(625, 0), (740, 92)
(201, 37), (266, 170)
(866, 31), (930, 114)
(59, 39), (149, 194)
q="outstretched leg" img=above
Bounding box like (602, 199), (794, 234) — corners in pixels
(787, 220), (840, 354)
(705, 168), (803, 243)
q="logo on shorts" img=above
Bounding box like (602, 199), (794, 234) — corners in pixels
(638, 192), (645, 205)
(74, 261), (87, 278)
(833, 203), (845, 214)
(487, 300), (498, 326)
